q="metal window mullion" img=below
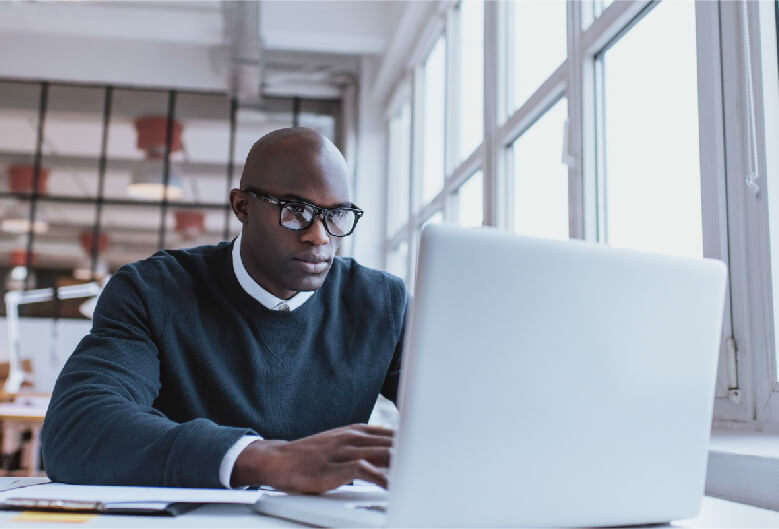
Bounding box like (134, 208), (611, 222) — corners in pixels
(483, 0), (502, 229)
(157, 90), (177, 250)
(497, 65), (567, 148)
(567, 0), (586, 240)
(223, 97), (238, 242)
(90, 86), (112, 278)
(24, 82), (48, 291)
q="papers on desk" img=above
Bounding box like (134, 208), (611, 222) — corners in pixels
(0, 482), (266, 516)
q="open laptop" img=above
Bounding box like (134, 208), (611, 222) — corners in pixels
(253, 224), (728, 528)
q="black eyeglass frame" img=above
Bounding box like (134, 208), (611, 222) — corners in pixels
(241, 187), (364, 237)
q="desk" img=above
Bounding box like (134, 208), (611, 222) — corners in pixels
(0, 494), (777, 528)
(0, 402), (48, 476)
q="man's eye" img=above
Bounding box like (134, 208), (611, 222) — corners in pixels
(285, 204), (306, 214)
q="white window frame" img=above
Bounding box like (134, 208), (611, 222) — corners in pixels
(381, 0), (779, 431)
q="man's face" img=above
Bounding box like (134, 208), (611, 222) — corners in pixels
(233, 138), (352, 299)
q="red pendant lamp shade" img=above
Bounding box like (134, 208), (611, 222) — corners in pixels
(10, 249), (36, 267)
(9, 164), (49, 194)
(175, 210), (205, 240)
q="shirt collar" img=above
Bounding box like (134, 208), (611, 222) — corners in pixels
(231, 231), (314, 311)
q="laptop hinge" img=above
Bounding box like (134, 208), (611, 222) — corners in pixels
(725, 337), (742, 404)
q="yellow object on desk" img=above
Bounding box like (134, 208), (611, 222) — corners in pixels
(10, 511), (97, 523)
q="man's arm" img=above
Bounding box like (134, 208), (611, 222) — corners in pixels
(41, 267), (254, 488)
(230, 425), (393, 492)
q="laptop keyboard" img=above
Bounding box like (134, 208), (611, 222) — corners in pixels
(353, 504), (386, 513)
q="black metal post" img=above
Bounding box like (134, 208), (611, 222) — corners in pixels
(90, 86), (112, 278)
(158, 90), (177, 250)
(223, 98), (238, 241)
(24, 82), (48, 290)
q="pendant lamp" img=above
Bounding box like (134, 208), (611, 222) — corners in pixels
(128, 116), (184, 200)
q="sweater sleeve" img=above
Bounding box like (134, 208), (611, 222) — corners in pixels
(40, 265), (255, 488)
(381, 275), (410, 405)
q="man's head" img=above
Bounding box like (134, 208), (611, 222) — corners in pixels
(229, 127), (356, 300)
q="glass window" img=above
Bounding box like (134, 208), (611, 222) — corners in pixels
(386, 239), (409, 282)
(597, 1), (702, 258)
(0, 81), (41, 169)
(100, 203), (162, 265)
(509, 0), (567, 112)
(511, 98), (569, 240)
(456, 170), (483, 228)
(105, 89), (171, 201)
(421, 36), (446, 204)
(176, 93), (232, 205)
(387, 102), (411, 236)
(457, 0), (484, 163)
(43, 85), (105, 199)
(165, 206), (225, 250)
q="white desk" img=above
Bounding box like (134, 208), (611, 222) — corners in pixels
(0, 496), (777, 528)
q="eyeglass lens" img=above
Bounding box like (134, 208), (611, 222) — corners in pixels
(280, 203), (356, 236)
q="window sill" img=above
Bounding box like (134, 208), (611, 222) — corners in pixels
(706, 428), (779, 511)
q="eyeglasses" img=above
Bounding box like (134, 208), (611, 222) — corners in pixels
(242, 187), (364, 237)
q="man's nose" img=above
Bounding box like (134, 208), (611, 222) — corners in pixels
(300, 215), (330, 245)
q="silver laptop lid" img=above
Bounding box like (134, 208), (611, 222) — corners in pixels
(387, 224), (727, 528)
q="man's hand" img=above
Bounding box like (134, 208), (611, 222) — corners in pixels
(230, 424), (394, 493)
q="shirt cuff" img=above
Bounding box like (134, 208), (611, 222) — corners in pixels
(219, 434), (263, 489)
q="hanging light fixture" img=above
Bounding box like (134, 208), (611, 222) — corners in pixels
(73, 231), (109, 281)
(128, 116), (184, 200)
(1, 165), (49, 234)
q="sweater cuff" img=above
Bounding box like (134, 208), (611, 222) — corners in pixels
(219, 434), (263, 488)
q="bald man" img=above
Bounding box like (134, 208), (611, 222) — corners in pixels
(41, 128), (409, 493)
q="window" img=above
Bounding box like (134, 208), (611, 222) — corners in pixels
(0, 80), (341, 317)
(387, 102), (411, 236)
(382, 0), (779, 436)
(455, 0), (484, 164)
(455, 171), (484, 228)
(595, 0), (702, 258)
(421, 36), (446, 205)
(508, 0), (567, 112)
(769, 0), (779, 384)
(510, 98), (569, 240)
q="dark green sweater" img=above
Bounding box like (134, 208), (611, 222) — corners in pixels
(40, 241), (408, 488)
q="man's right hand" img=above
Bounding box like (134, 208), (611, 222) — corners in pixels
(230, 424), (394, 493)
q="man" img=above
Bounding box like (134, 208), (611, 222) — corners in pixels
(41, 127), (409, 493)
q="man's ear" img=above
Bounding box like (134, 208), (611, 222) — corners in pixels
(229, 188), (249, 224)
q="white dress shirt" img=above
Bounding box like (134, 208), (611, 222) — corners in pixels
(218, 231), (315, 488)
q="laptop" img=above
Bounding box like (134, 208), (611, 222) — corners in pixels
(253, 224), (728, 528)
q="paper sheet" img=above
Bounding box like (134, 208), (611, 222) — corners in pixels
(0, 483), (265, 505)
(10, 511), (98, 524)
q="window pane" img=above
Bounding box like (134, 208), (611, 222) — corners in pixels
(43, 85), (105, 199)
(422, 36), (446, 204)
(509, 0), (567, 112)
(387, 103), (411, 235)
(165, 206), (226, 250)
(176, 93), (232, 205)
(456, 170), (483, 228)
(599, 1), (702, 258)
(101, 203), (162, 265)
(105, 89), (170, 201)
(386, 239), (409, 282)
(512, 98), (569, 240)
(0, 81), (40, 169)
(457, 0), (484, 162)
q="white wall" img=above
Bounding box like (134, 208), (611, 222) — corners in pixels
(350, 55), (388, 269)
(0, 317), (91, 392)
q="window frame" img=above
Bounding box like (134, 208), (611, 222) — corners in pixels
(382, 0), (779, 431)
